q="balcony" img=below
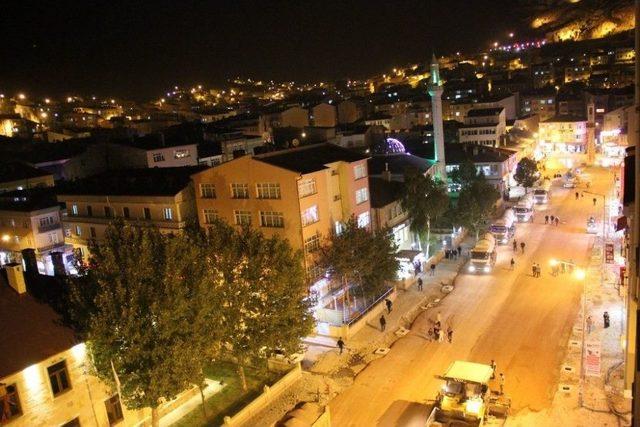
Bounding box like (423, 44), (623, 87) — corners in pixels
(38, 222), (62, 233)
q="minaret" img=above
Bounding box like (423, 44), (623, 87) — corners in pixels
(428, 54), (447, 181)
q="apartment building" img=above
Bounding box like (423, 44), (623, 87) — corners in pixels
(107, 134), (199, 168)
(539, 115), (588, 167)
(311, 102), (338, 128)
(57, 167), (203, 257)
(520, 88), (557, 121)
(458, 107), (507, 147)
(191, 143), (371, 324)
(0, 162), (54, 194)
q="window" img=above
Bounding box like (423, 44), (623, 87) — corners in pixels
(105, 394), (124, 426)
(143, 208), (151, 220)
(61, 418), (80, 427)
(304, 234), (321, 253)
(71, 204), (78, 216)
(306, 265), (325, 281)
(48, 360), (71, 396)
(234, 210), (252, 226)
(122, 207), (130, 218)
(75, 226), (82, 236)
(357, 211), (370, 228)
(152, 152), (165, 162)
(163, 208), (173, 220)
(200, 183), (216, 199)
(104, 206), (112, 218)
(301, 205), (319, 227)
(354, 164), (367, 180)
(39, 216), (55, 227)
(0, 383), (22, 421)
(388, 203), (404, 221)
(355, 187), (369, 205)
(174, 149), (190, 159)
(203, 209), (218, 224)
(231, 183), (249, 199)
(90, 227), (96, 238)
(49, 233), (60, 244)
(86, 205), (93, 217)
(335, 221), (344, 235)
(259, 211), (284, 228)
(256, 183), (281, 199)
(298, 179), (317, 198)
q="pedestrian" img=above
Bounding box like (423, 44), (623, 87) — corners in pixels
(510, 258), (515, 270)
(413, 261), (419, 277)
(513, 240), (518, 252)
(490, 360), (497, 379)
(433, 325), (440, 341)
(520, 241), (525, 253)
(379, 315), (386, 331)
(447, 326), (453, 343)
(603, 311), (610, 328)
(436, 312), (442, 324)
(337, 337), (345, 354)
(445, 248), (450, 259)
(457, 245), (462, 258)
(430, 263), (436, 276)
(545, 215), (549, 224)
(575, 192), (579, 200)
(532, 263), (537, 277)
(550, 215), (555, 224)
(417, 277), (423, 291)
(581, 192), (584, 198)
(438, 328), (445, 342)
(555, 217), (559, 226)
(593, 197), (597, 206)
(586, 316), (593, 334)
(385, 298), (392, 314)
(427, 327), (435, 341)
(499, 373), (505, 395)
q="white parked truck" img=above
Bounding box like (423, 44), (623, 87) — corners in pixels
(468, 233), (497, 273)
(426, 361), (511, 426)
(490, 209), (516, 244)
(513, 193), (534, 223)
(533, 179), (551, 204)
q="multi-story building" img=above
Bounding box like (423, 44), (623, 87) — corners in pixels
(108, 135), (199, 168)
(337, 98), (366, 124)
(538, 115), (588, 167)
(311, 102), (337, 128)
(564, 64), (591, 84)
(520, 88), (557, 121)
(458, 107), (507, 147)
(0, 162), (54, 194)
(57, 167), (202, 258)
(191, 143), (371, 328)
(0, 189), (71, 275)
(531, 62), (556, 88)
(259, 105), (309, 133)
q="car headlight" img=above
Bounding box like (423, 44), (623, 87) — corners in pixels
(483, 266), (490, 272)
(469, 265), (476, 272)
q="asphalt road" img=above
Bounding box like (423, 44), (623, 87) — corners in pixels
(328, 166), (615, 427)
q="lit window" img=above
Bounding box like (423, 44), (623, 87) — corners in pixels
(357, 211), (370, 228)
(71, 204), (78, 216)
(354, 164), (367, 180)
(203, 209), (218, 224)
(256, 183), (281, 199)
(259, 211), (284, 228)
(200, 183), (216, 199)
(0, 383), (22, 421)
(234, 210), (252, 226)
(105, 394), (124, 426)
(75, 226), (82, 236)
(304, 233), (321, 253)
(355, 187), (369, 205)
(47, 360), (71, 396)
(301, 205), (319, 227)
(152, 152), (165, 162)
(335, 221), (344, 235)
(298, 179), (317, 198)
(163, 208), (173, 220)
(231, 183), (249, 199)
(174, 149), (190, 159)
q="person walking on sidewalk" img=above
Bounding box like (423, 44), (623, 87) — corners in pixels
(593, 197), (597, 206)
(513, 240), (518, 252)
(554, 216), (559, 226)
(379, 315), (386, 331)
(447, 326), (453, 343)
(385, 298), (392, 314)
(490, 360), (497, 379)
(510, 258), (515, 270)
(575, 192), (579, 200)
(545, 215), (549, 224)
(438, 328), (445, 342)
(337, 337), (345, 354)
(550, 215), (555, 224)
(430, 263), (436, 276)
(417, 277), (423, 291)
(520, 241), (526, 253)
(532, 263), (537, 277)
(603, 311), (610, 328)
(499, 373), (505, 395)
(586, 316), (594, 334)
(457, 245), (462, 258)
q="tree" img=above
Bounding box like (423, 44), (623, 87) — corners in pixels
(514, 157), (539, 193)
(448, 160), (478, 189)
(455, 174), (500, 240)
(201, 220), (314, 390)
(317, 217), (399, 321)
(401, 167), (450, 256)
(65, 222), (221, 427)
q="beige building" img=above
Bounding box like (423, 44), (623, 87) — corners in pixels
(311, 103), (337, 128)
(458, 107), (507, 147)
(191, 143), (371, 325)
(538, 115), (588, 167)
(107, 135), (199, 168)
(57, 167), (202, 257)
(259, 106), (309, 133)
(337, 99), (364, 124)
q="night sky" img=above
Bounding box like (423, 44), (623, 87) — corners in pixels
(1, 0), (527, 100)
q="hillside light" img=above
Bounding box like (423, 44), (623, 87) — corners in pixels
(509, 32), (514, 38)
(17, 93), (25, 100)
(574, 268), (586, 281)
(1, 234), (10, 242)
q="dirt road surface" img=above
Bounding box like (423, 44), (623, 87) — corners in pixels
(328, 166), (615, 427)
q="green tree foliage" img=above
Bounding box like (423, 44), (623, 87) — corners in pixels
(65, 221), (221, 427)
(448, 160), (478, 189)
(198, 220), (314, 390)
(318, 217), (399, 306)
(455, 174), (500, 240)
(514, 157), (539, 192)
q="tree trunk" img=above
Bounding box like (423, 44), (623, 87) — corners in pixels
(151, 407), (160, 427)
(199, 384), (208, 419)
(238, 364), (248, 391)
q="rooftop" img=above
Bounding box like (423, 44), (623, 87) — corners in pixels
(445, 143), (516, 164)
(369, 177), (405, 208)
(0, 188), (61, 212)
(255, 143), (368, 174)
(0, 275), (77, 378)
(0, 161), (52, 184)
(57, 166), (206, 197)
(542, 114), (588, 123)
(467, 107), (504, 117)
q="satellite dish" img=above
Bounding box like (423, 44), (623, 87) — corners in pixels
(291, 138), (300, 147)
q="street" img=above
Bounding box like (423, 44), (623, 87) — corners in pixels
(328, 166), (616, 426)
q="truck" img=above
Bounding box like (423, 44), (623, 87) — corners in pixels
(468, 233), (497, 273)
(533, 179), (551, 204)
(513, 193), (534, 223)
(426, 361), (511, 426)
(489, 209), (516, 244)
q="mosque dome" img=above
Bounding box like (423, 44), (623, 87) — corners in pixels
(373, 137), (406, 155)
